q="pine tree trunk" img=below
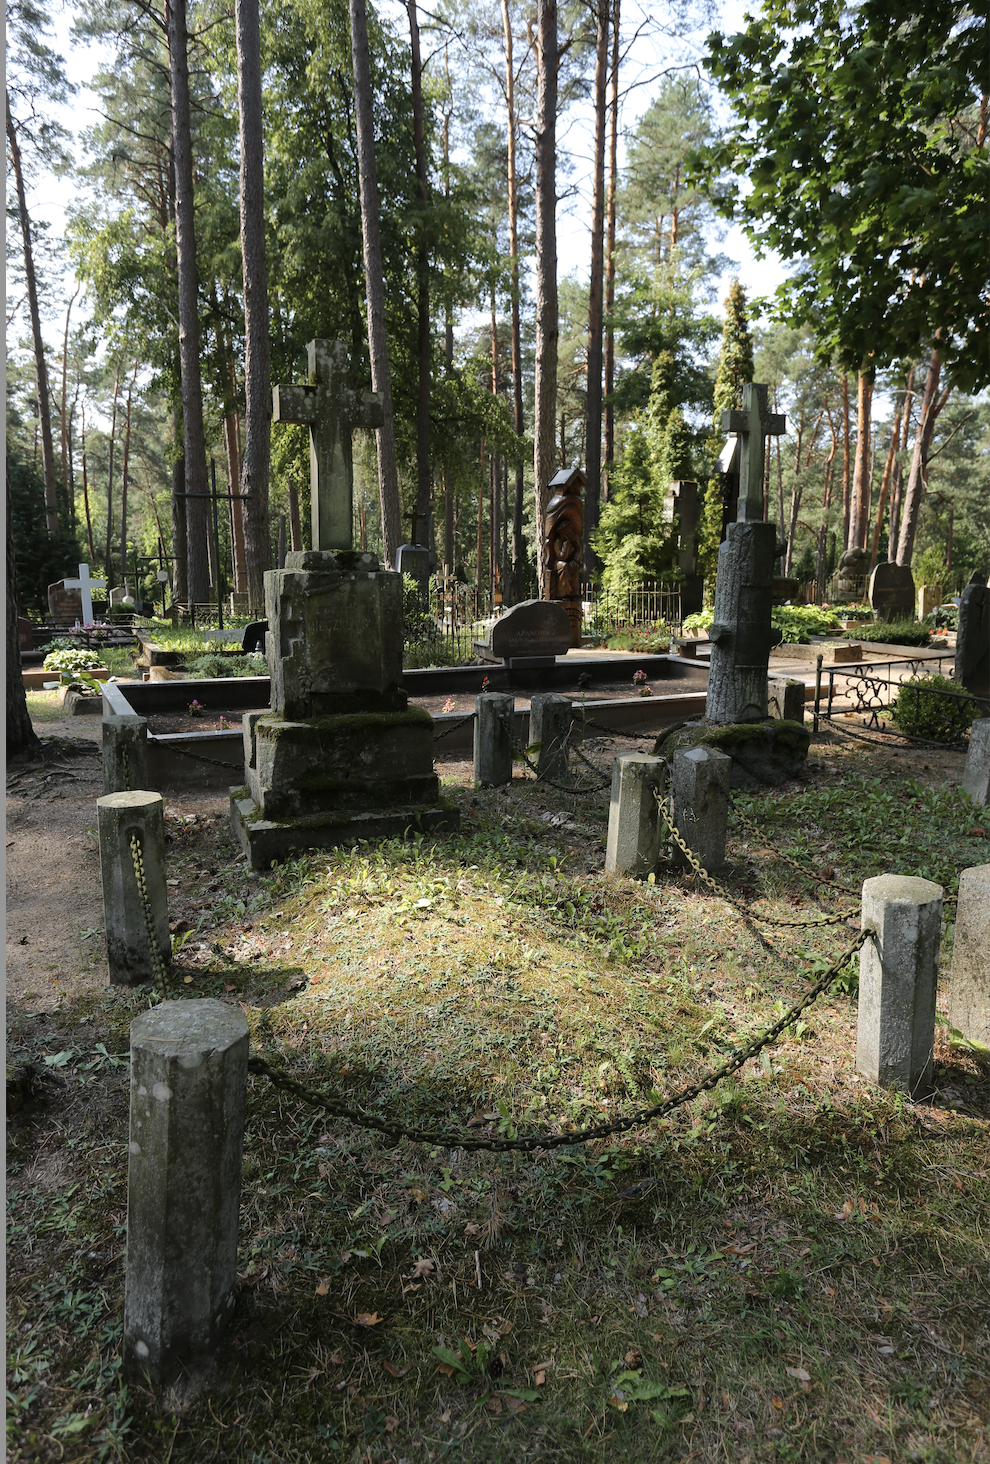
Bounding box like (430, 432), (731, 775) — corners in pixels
(444, 306), (455, 575)
(533, 0), (558, 598)
(7, 92), (59, 535)
(172, 441), (188, 604)
(583, 0), (608, 574)
(840, 373), (851, 551)
(350, 0), (401, 567)
(894, 346), (946, 567)
(104, 367), (121, 589)
(166, 0), (210, 604)
(501, 0), (525, 602)
(59, 287), (79, 525)
(408, 0), (432, 551)
(869, 365), (912, 566)
(119, 361), (139, 587)
(848, 368), (873, 549)
(234, 0), (271, 611)
(7, 470), (40, 758)
(81, 402), (96, 564)
(603, 0), (620, 494)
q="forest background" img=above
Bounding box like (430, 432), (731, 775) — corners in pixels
(6, 0), (989, 620)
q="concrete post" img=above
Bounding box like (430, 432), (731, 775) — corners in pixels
(124, 1000), (249, 1383)
(605, 755), (664, 879)
(768, 676), (805, 724)
(102, 714), (149, 795)
(474, 693), (514, 786)
(98, 791), (171, 985)
(948, 864), (990, 1049)
(857, 875), (943, 1097)
(529, 693), (572, 782)
(670, 746), (731, 871)
(961, 719), (990, 806)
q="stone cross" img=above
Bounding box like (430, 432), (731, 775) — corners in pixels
(272, 339), (384, 551)
(721, 384), (786, 523)
(64, 562), (106, 626)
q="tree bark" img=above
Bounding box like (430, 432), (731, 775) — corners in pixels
(583, 0), (608, 574)
(407, 0), (432, 551)
(6, 92), (59, 535)
(350, 0), (402, 567)
(814, 409), (837, 601)
(59, 286), (79, 525)
(166, 0), (211, 603)
(234, 0), (271, 611)
(501, 0), (525, 602)
(869, 365), (913, 567)
(7, 470), (40, 758)
(80, 401), (96, 564)
(848, 367), (874, 550)
(171, 442), (188, 603)
(894, 346), (947, 567)
(119, 361), (139, 587)
(603, 0), (620, 496)
(104, 366), (121, 589)
(533, 0), (559, 598)
(840, 372), (851, 550)
(476, 437), (486, 590)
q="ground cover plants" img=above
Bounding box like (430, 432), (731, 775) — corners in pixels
(6, 735), (989, 1463)
(682, 607), (841, 643)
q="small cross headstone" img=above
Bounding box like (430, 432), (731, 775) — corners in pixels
(721, 384), (785, 523)
(62, 563), (107, 626)
(272, 339), (384, 551)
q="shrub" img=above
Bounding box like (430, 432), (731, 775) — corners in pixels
(855, 619), (931, 647)
(184, 652), (267, 679)
(891, 674), (978, 742)
(681, 605), (840, 643)
(42, 647), (102, 675)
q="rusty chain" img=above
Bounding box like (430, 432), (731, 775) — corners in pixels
(247, 924), (868, 1153)
(128, 832), (171, 988)
(730, 804), (859, 898)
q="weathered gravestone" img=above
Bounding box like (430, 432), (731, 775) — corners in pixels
(869, 561), (915, 623)
(231, 340), (458, 867)
(17, 617), (33, 652)
(395, 544), (431, 591)
(483, 599), (572, 665)
(955, 576), (989, 701)
(662, 480), (703, 616)
(544, 466), (585, 648)
(961, 718), (990, 806)
(659, 384), (810, 786)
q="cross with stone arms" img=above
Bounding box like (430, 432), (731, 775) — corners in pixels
(721, 383), (786, 523)
(272, 339), (384, 551)
(64, 562), (107, 626)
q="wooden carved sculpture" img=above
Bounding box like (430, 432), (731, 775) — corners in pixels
(544, 466), (585, 648)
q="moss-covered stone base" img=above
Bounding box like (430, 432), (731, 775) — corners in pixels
(652, 719), (810, 789)
(229, 790), (461, 870)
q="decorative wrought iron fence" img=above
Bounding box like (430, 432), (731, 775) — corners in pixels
(815, 653), (988, 746)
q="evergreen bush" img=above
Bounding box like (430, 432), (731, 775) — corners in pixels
(891, 674), (977, 742)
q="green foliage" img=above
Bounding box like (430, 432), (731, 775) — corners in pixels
(698, 0), (990, 391)
(854, 619), (932, 647)
(184, 653), (268, 679)
(7, 442), (83, 616)
(41, 647), (102, 675)
(891, 674), (977, 741)
(683, 604), (840, 642)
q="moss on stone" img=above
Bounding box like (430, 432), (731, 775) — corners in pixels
(256, 707), (432, 743)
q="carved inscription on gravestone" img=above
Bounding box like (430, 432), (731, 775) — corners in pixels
(488, 599), (572, 661)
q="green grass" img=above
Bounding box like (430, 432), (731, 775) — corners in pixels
(7, 743), (989, 1462)
(24, 690), (68, 723)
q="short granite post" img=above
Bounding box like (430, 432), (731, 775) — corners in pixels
(123, 1000), (249, 1383)
(98, 791), (171, 985)
(102, 714), (149, 795)
(948, 864), (990, 1049)
(961, 719), (990, 806)
(605, 755), (664, 878)
(670, 746), (731, 871)
(767, 677), (805, 725)
(857, 875), (943, 1098)
(474, 693), (514, 787)
(529, 693), (572, 782)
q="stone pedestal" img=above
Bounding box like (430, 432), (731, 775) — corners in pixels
(962, 719), (990, 806)
(474, 693), (514, 786)
(706, 521), (782, 725)
(955, 582), (989, 701)
(605, 755), (664, 878)
(948, 864), (990, 1049)
(857, 875), (942, 1098)
(670, 746), (731, 871)
(103, 714), (149, 795)
(123, 1000), (248, 1383)
(230, 551), (457, 867)
(768, 677), (805, 724)
(98, 791), (171, 985)
(530, 693), (572, 782)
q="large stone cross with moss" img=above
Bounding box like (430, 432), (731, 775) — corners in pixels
(721, 383), (786, 523)
(272, 339), (384, 551)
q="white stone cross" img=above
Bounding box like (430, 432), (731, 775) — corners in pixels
(721, 383), (786, 523)
(272, 340), (384, 551)
(64, 562), (107, 626)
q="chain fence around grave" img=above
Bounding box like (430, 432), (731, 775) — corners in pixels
(813, 650), (989, 751)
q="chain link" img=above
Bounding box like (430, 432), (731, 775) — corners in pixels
(731, 804), (859, 898)
(433, 713), (476, 743)
(247, 925), (868, 1153)
(128, 832), (171, 987)
(653, 788), (860, 928)
(122, 744), (131, 793)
